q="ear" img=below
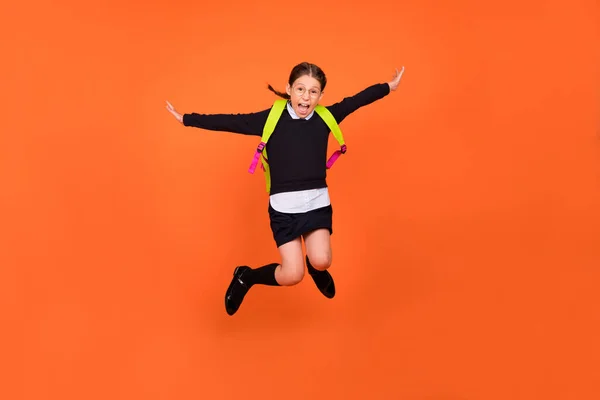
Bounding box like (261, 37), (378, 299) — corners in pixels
(286, 83), (291, 96)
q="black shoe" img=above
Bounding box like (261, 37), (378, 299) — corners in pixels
(306, 257), (335, 299)
(225, 266), (252, 316)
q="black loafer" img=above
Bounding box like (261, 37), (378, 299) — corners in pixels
(225, 266), (252, 315)
(306, 257), (335, 299)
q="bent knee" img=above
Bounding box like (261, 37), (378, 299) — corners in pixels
(308, 253), (332, 271)
(278, 262), (305, 286)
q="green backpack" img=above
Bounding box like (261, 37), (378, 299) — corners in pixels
(247, 99), (347, 193)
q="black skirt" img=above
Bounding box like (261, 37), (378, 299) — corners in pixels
(268, 202), (333, 248)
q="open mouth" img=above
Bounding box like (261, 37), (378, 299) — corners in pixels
(298, 103), (310, 113)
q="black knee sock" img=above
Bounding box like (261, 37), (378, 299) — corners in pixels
(245, 263), (280, 286)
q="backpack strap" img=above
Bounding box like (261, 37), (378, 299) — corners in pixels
(314, 105), (346, 168)
(248, 99), (287, 175)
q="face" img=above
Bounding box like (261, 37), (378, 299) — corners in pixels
(286, 74), (323, 118)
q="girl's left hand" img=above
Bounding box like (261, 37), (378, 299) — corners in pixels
(388, 66), (405, 91)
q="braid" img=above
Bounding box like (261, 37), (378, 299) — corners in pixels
(267, 84), (290, 99)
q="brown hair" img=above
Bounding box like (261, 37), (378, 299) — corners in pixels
(267, 62), (327, 99)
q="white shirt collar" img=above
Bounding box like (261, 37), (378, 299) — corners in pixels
(286, 100), (314, 120)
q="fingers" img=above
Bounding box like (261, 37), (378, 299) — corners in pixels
(392, 66), (405, 83)
(165, 100), (180, 116)
(387, 66), (405, 91)
(395, 66), (405, 79)
(165, 100), (184, 123)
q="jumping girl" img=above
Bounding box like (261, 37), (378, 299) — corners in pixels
(166, 62), (404, 315)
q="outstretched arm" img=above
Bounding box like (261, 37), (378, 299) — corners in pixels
(326, 66), (405, 123)
(165, 101), (268, 137)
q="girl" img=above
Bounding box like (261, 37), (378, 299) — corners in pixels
(166, 62), (404, 315)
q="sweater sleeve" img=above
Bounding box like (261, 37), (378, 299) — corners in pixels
(325, 83), (391, 124)
(182, 108), (271, 137)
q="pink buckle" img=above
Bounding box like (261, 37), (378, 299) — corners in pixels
(248, 142), (266, 174)
(326, 145), (347, 169)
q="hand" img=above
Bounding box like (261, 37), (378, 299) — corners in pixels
(387, 66), (405, 91)
(165, 101), (183, 124)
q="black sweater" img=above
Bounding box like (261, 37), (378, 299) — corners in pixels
(182, 82), (390, 195)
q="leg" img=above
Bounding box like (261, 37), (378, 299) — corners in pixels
(303, 228), (336, 298)
(303, 228), (332, 271)
(224, 237), (306, 316)
(274, 237), (306, 286)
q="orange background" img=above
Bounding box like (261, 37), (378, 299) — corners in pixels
(1, 0), (599, 399)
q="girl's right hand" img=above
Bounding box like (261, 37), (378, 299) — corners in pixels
(165, 101), (183, 124)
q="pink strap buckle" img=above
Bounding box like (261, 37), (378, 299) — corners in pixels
(326, 144), (347, 169)
(248, 142), (266, 174)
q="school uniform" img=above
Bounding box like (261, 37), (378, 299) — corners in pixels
(182, 82), (391, 247)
